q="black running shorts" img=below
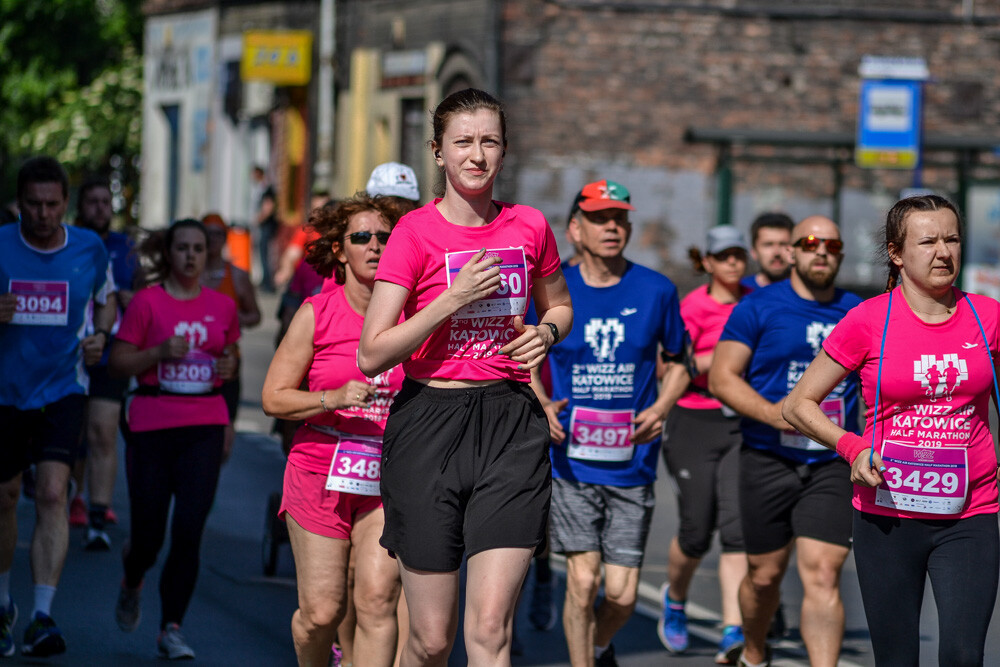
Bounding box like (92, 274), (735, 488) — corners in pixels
(379, 379), (552, 572)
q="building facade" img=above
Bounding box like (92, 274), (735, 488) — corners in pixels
(141, 0), (1000, 291)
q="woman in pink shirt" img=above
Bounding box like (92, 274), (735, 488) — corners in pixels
(109, 219), (240, 660)
(784, 195), (1000, 665)
(358, 88), (573, 665)
(659, 226), (750, 662)
(262, 194), (406, 667)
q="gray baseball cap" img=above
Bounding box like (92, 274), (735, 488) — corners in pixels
(706, 226), (748, 255)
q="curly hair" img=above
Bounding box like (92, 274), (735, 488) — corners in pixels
(882, 195), (962, 292)
(305, 193), (405, 283)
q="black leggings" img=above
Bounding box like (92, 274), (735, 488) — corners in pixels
(123, 425), (224, 629)
(853, 510), (999, 666)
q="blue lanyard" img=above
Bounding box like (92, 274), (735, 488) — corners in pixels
(869, 289), (1000, 468)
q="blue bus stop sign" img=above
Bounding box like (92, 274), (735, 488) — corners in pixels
(856, 78), (922, 170)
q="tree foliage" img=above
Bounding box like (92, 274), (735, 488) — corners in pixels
(0, 0), (144, 199)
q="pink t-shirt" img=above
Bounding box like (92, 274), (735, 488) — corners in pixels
(375, 200), (562, 382)
(117, 285), (240, 432)
(288, 286), (404, 475)
(676, 284), (748, 410)
(823, 287), (1000, 520)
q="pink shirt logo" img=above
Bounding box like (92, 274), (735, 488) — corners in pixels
(913, 353), (968, 402)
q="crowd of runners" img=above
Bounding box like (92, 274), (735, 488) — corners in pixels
(1, 87), (998, 667)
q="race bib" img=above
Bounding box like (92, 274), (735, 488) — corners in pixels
(875, 440), (968, 515)
(567, 407), (635, 462)
(780, 397), (844, 451)
(157, 349), (216, 394)
(325, 433), (383, 496)
(445, 247), (528, 319)
(9, 280), (69, 326)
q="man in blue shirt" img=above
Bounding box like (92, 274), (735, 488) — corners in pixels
(0, 157), (116, 657)
(710, 216), (860, 667)
(740, 212), (793, 291)
(72, 176), (138, 551)
(531, 180), (688, 667)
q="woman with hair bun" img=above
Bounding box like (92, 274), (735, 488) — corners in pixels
(110, 219), (240, 660)
(359, 88), (573, 665)
(784, 195), (1000, 665)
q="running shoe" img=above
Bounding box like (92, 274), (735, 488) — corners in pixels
(69, 495), (87, 527)
(85, 527), (112, 551)
(105, 507), (119, 525)
(115, 581), (142, 632)
(0, 600), (16, 657)
(657, 583), (688, 653)
(157, 623), (195, 660)
(595, 643), (619, 667)
(330, 642), (343, 667)
(716, 625), (745, 664)
(528, 578), (558, 631)
(737, 645), (772, 667)
(21, 611), (66, 657)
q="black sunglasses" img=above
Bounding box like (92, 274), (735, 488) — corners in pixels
(347, 231), (391, 245)
(792, 235), (843, 254)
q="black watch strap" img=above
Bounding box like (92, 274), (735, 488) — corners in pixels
(543, 321), (560, 345)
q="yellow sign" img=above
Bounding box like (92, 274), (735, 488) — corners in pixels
(242, 31), (312, 85)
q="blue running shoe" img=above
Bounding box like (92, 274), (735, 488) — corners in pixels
(0, 600), (16, 657)
(21, 611), (65, 657)
(716, 625), (745, 664)
(656, 584), (688, 653)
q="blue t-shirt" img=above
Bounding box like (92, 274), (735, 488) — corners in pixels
(718, 280), (862, 464)
(548, 262), (686, 486)
(0, 223), (113, 409)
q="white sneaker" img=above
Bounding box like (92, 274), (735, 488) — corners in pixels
(157, 623), (195, 660)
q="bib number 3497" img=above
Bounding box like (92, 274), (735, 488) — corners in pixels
(567, 407), (635, 462)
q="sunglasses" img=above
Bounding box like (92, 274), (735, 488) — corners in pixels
(792, 235), (843, 254)
(347, 231), (391, 245)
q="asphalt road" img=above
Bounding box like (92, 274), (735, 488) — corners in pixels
(4, 291), (1000, 665)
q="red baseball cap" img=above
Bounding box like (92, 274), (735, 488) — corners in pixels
(572, 179), (636, 213)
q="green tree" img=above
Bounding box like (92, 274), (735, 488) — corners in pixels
(0, 0), (143, 206)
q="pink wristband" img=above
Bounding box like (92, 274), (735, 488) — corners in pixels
(835, 432), (868, 465)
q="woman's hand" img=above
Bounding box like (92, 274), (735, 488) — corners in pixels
(216, 344), (239, 380)
(446, 248), (501, 309)
(328, 380), (376, 411)
(159, 335), (189, 360)
(499, 316), (552, 370)
(850, 448), (886, 488)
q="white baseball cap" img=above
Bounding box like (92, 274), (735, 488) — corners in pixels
(366, 162), (420, 201)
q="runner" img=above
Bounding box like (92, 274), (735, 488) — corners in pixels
(783, 195), (1000, 666)
(201, 213), (261, 460)
(0, 157), (116, 657)
(740, 213), (793, 291)
(658, 226), (749, 664)
(709, 216), (860, 667)
(262, 193), (406, 667)
(358, 88), (573, 665)
(110, 219), (240, 660)
(72, 175), (138, 550)
(532, 179), (688, 667)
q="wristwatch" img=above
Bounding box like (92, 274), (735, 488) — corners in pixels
(543, 322), (560, 345)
